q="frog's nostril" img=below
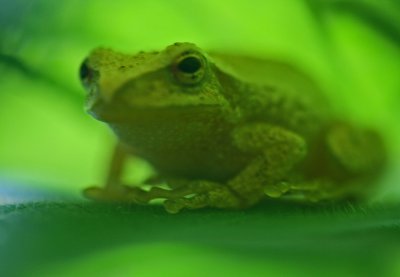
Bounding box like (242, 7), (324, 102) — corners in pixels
(79, 59), (91, 82)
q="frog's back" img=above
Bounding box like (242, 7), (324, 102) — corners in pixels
(209, 53), (331, 139)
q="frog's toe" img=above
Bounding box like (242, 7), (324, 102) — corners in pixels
(163, 194), (209, 213)
(83, 185), (143, 203)
(83, 186), (111, 201)
(164, 199), (186, 214)
(264, 182), (290, 198)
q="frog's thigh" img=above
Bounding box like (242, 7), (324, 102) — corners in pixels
(326, 123), (386, 175)
(229, 123), (307, 205)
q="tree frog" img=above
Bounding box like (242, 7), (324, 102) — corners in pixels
(79, 42), (386, 213)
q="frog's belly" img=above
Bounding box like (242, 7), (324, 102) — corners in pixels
(141, 145), (252, 181)
(111, 122), (252, 181)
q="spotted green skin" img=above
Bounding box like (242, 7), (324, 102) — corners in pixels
(81, 42), (386, 213)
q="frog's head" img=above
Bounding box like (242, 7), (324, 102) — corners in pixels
(80, 42), (229, 122)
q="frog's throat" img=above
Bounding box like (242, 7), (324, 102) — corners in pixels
(87, 101), (223, 123)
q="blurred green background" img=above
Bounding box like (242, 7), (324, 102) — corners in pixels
(1, 0), (400, 276)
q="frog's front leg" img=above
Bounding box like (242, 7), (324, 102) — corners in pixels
(82, 142), (241, 210)
(83, 142), (138, 202)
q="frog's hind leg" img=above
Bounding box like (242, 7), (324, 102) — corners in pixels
(322, 123), (386, 200)
(287, 122), (387, 202)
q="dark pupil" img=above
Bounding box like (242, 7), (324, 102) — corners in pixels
(177, 56), (201, 73)
(79, 59), (90, 80)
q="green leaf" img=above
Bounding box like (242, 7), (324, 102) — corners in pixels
(1, 200), (400, 276)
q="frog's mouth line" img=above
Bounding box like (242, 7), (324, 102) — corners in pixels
(87, 100), (222, 123)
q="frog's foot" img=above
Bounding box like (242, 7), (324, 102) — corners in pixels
(83, 185), (147, 204)
(265, 180), (330, 201)
(163, 184), (244, 214)
(265, 180), (356, 202)
(118, 180), (244, 213)
(84, 180), (245, 213)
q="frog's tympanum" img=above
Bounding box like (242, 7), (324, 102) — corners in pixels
(80, 42), (386, 213)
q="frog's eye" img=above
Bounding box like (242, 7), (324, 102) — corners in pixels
(79, 59), (99, 87)
(79, 59), (90, 81)
(173, 52), (206, 85)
